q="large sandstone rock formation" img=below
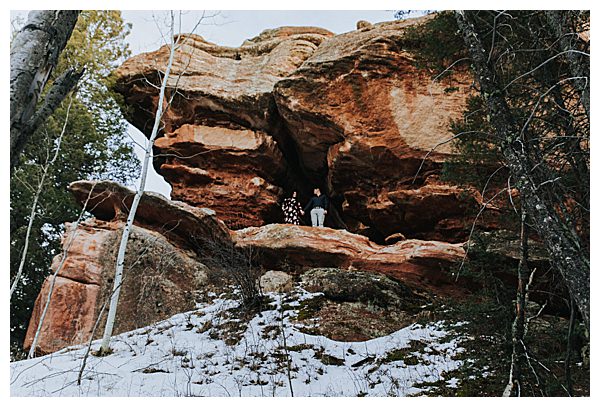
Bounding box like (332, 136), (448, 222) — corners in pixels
(114, 28), (334, 229)
(113, 16), (485, 241)
(25, 178), (472, 354)
(25, 16), (504, 355)
(273, 18), (473, 239)
(24, 181), (231, 355)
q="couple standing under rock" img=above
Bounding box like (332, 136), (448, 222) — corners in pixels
(281, 188), (329, 227)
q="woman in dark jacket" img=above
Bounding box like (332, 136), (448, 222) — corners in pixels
(281, 191), (304, 225)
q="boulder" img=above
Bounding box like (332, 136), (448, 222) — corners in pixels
(259, 270), (293, 293)
(296, 268), (428, 341)
(233, 224), (466, 295)
(24, 219), (208, 355)
(301, 267), (425, 309)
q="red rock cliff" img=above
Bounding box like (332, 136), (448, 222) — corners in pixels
(113, 16), (489, 240)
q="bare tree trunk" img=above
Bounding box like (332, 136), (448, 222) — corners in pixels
(565, 296), (576, 396)
(455, 10), (590, 331)
(77, 294), (111, 385)
(503, 204), (530, 396)
(279, 294), (294, 397)
(98, 12), (178, 354)
(544, 11), (590, 119)
(10, 10), (82, 172)
(10, 96), (73, 300)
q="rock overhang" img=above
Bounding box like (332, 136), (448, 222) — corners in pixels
(111, 14), (492, 241)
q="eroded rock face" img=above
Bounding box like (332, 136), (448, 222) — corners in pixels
(114, 28), (334, 229)
(24, 277), (100, 355)
(233, 224), (466, 295)
(273, 17), (476, 241)
(24, 181), (231, 355)
(359, 178), (491, 242)
(23, 222), (110, 354)
(68, 180), (232, 249)
(113, 16), (485, 240)
(155, 124), (286, 228)
(114, 29), (333, 134)
(24, 219), (208, 355)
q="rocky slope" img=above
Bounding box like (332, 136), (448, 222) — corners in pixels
(113, 16), (484, 240)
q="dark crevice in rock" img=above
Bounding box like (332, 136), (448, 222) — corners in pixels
(267, 96), (348, 229)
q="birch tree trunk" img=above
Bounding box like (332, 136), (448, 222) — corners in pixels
(454, 11), (590, 331)
(98, 12), (178, 353)
(10, 96), (74, 300)
(10, 10), (82, 172)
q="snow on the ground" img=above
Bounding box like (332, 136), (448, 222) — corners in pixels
(11, 289), (466, 396)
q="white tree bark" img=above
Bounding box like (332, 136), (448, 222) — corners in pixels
(10, 10), (81, 171)
(10, 96), (73, 300)
(99, 12), (178, 353)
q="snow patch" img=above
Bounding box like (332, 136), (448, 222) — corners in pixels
(11, 289), (466, 397)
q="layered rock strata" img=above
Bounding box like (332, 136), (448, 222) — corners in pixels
(113, 17), (485, 240)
